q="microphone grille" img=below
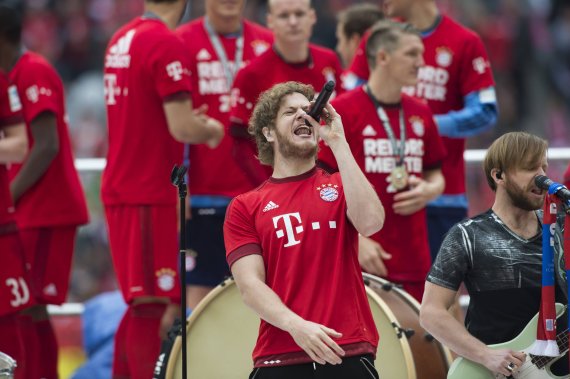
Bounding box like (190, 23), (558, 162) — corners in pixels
(324, 81), (335, 91)
(534, 175), (548, 187)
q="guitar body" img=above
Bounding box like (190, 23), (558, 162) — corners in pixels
(447, 303), (568, 379)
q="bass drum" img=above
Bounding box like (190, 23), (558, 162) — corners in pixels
(363, 273), (454, 379)
(165, 277), (416, 379)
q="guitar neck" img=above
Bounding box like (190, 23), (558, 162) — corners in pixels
(530, 329), (569, 369)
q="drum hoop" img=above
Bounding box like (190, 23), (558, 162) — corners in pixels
(362, 273), (454, 368)
(165, 277), (239, 379)
(365, 286), (417, 379)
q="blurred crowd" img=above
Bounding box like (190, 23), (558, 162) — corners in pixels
(18, 0), (570, 302)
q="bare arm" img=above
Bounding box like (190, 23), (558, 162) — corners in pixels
(10, 112), (59, 203)
(393, 167), (445, 216)
(312, 104), (384, 236)
(420, 282), (525, 376)
(163, 96), (223, 147)
(0, 122), (28, 164)
(231, 254), (345, 365)
(358, 235), (392, 277)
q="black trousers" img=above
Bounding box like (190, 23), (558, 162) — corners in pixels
(249, 354), (379, 379)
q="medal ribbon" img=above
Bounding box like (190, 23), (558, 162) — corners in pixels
(364, 85), (406, 166)
(203, 16), (244, 90)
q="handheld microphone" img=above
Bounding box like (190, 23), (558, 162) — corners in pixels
(305, 80), (335, 125)
(534, 175), (570, 203)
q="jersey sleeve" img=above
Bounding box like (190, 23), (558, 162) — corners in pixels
(564, 164), (570, 188)
(224, 196), (262, 267)
(426, 224), (470, 290)
(148, 34), (193, 100)
(17, 61), (61, 123)
(459, 33), (495, 97)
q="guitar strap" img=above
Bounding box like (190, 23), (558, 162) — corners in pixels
(529, 195), (560, 357)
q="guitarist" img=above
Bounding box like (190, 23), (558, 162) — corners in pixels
(420, 132), (568, 378)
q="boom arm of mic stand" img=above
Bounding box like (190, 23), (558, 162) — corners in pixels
(171, 165), (188, 379)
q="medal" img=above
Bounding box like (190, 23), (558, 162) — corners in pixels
(390, 165), (409, 190)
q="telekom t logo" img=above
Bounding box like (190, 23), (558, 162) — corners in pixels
(104, 74), (119, 105)
(166, 61), (183, 81)
(273, 212), (303, 247)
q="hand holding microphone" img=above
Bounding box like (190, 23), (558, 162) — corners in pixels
(305, 81), (335, 125)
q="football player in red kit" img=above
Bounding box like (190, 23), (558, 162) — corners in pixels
(229, 0), (343, 188)
(225, 81), (385, 378)
(319, 21), (446, 302)
(176, 0), (273, 309)
(0, 4), (89, 378)
(345, 0), (497, 264)
(0, 60), (30, 379)
(102, 0), (223, 377)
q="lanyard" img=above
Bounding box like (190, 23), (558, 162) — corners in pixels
(203, 16), (244, 89)
(365, 86), (406, 165)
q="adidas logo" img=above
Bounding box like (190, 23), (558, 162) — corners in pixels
(105, 29), (136, 68)
(197, 48), (212, 61)
(362, 125), (377, 137)
(43, 283), (57, 297)
(262, 201), (279, 212)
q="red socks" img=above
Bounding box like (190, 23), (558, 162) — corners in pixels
(35, 318), (59, 379)
(113, 303), (167, 379)
(0, 314), (26, 379)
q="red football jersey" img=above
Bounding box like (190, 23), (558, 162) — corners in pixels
(176, 18), (273, 197)
(0, 73), (23, 230)
(102, 17), (192, 205)
(224, 167), (378, 367)
(8, 52), (88, 228)
(319, 88), (446, 282)
(348, 15), (494, 195)
(229, 45), (343, 128)
(564, 164), (570, 188)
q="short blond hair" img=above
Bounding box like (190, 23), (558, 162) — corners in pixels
(366, 19), (420, 69)
(248, 81), (315, 166)
(483, 132), (548, 191)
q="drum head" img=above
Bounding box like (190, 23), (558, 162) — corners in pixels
(166, 278), (416, 379)
(364, 273), (453, 379)
(166, 279), (258, 379)
(365, 287), (416, 379)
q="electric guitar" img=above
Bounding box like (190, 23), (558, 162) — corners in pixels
(447, 303), (569, 379)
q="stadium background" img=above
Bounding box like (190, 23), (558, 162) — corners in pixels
(17, 0), (570, 375)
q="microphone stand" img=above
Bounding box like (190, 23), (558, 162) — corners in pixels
(170, 165), (188, 379)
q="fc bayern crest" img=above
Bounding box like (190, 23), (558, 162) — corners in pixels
(156, 268), (176, 291)
(410, 116), (425, 137)
(435, 47), (453, 67)
(318, 184), (339, 202)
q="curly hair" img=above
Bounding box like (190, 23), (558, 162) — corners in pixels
(248, 81), (315, 166)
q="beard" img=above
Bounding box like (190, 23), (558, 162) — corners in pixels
(275, 128), (317, 161)
(505, 178), (544, 211)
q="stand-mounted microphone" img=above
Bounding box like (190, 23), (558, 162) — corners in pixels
(169, 164), (188, 379)
(535, 175), (570, 204)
